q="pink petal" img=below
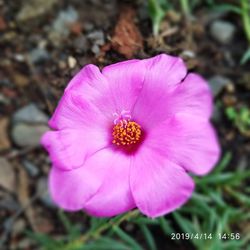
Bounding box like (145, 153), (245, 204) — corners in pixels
(169, 73), (213, 119)
(49, 148), (115, 211)
(49, 90), (109, 130)
(41, 128), (108, 171)
(130, 147), (194, 218)
(65, 64), (106, 92)
(145, 113), (220, 176)
(102, 59), (146, 113)
(84, 152), (135, 217)
(132, 54), (187, 129)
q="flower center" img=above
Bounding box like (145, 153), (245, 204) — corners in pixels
(112, 120), (142, 146)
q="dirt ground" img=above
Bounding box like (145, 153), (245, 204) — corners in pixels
(0, 0), (249, 249)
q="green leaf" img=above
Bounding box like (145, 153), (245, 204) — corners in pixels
(139, 224), (157, 250)
(113, 226), (143, 250)
(148, 0), (165, 35)
(82, 237), (130, 250)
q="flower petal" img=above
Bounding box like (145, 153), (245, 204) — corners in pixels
(84, 152), (135, 217)
(169, 73), (213, 119)
(41, 128), (108, 170)
(145, 113), (220, 176)
(130, 147), (194, 218)
(49, 148), (115, 211)
(49, 90), (109, 130)
(132, 54), (187, 129)
(102, 59), (146, 113)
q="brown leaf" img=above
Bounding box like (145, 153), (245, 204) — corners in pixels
(0, 157), (15, 192)
(0, 118), (11, 151)
(17, 168), (39, 232)
(111, 6), (143, 58)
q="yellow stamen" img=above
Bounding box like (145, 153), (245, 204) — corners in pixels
(112, 120), (141, 146)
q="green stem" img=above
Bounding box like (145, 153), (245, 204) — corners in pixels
(64, 210), (140, 249)
(180, 0), (190, 17)
(148, 0), (165, 36)
(241, 0), (250, 44)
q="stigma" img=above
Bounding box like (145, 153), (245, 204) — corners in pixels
(112, 119), (142, 146)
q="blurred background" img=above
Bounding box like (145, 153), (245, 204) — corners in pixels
(0, 0), (250, 249)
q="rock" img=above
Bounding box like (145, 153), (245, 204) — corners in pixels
(49, 6), (78, 46)
(12, 73), (29, 87)
(87, 30), (105, 46)
(91, 44), (100, 55)
(208, 75), (233, 97)
(11, 123), (48, 147)
(0, 157), (15, 192)
(29, 47), (50, 64)
(210, 20), (235, 44)
(22, 160), (39, 177)
(12, 219), (26, 236)
(67, 56), (77, 69)
(37, 177), (55, 208)
(73, 35), (88, 52)
(0, 117), (11, 151)
(13, 103), (48, 124)
(17, 0), (57, 21)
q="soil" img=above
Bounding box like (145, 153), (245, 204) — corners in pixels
(0, 0), (249, 249)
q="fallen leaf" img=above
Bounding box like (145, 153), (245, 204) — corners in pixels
(111, 6), (143, 58)
(0, 118), (11, 151)
(0, 157), (15, 192)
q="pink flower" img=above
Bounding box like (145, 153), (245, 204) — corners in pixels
(41, 54), (220, 218)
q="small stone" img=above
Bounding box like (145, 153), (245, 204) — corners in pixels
(67, 56), (77, 69)
(49, 6), (78, 45)
(37, 177), (55, 208)
(29, 47), (50, 64)
(12, 219), (26, 236)
(17, 0), (57, 21)
(91, 44), (100, 55)
(13, 103), (48, 124)
(73, 35), (88, 52)
(22, 160), (39, 177)
(14, 54), (25, 62)
(210, 20), (235, 44)
(208, 75), (232, 97)
(0, 118), (11, 151)
(11, 123), (48, 147)
(87, 30), (105, 45)
(0, 157), (15, 192)
(84, 22), (94, 31)
(12, 73), (29, 87)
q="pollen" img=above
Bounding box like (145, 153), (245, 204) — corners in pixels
(112, 120), (142, 146)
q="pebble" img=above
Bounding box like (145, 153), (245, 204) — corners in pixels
(37, 177), (56, 208)
(87, 30), (105, 45)
(22, 160), (39, 177)
(17, 0), (57, 21)
(0, 157), (15, 192)
(49, 6), (78, 46)
(12, 219), (26, 236)
(67, 56), (77, 69)
(210, 20), (235, 44)
(73, 35), (88, 52)
(11, 123), (48, 147)
(208, 75), (233, 97)
(29, 47), (50, 64)
(12, 103), (48, 124)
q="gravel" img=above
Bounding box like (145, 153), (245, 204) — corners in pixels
(210, 20), (236, 44)
(11, 123), (48, 147)
(12, 103), (48, 124)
